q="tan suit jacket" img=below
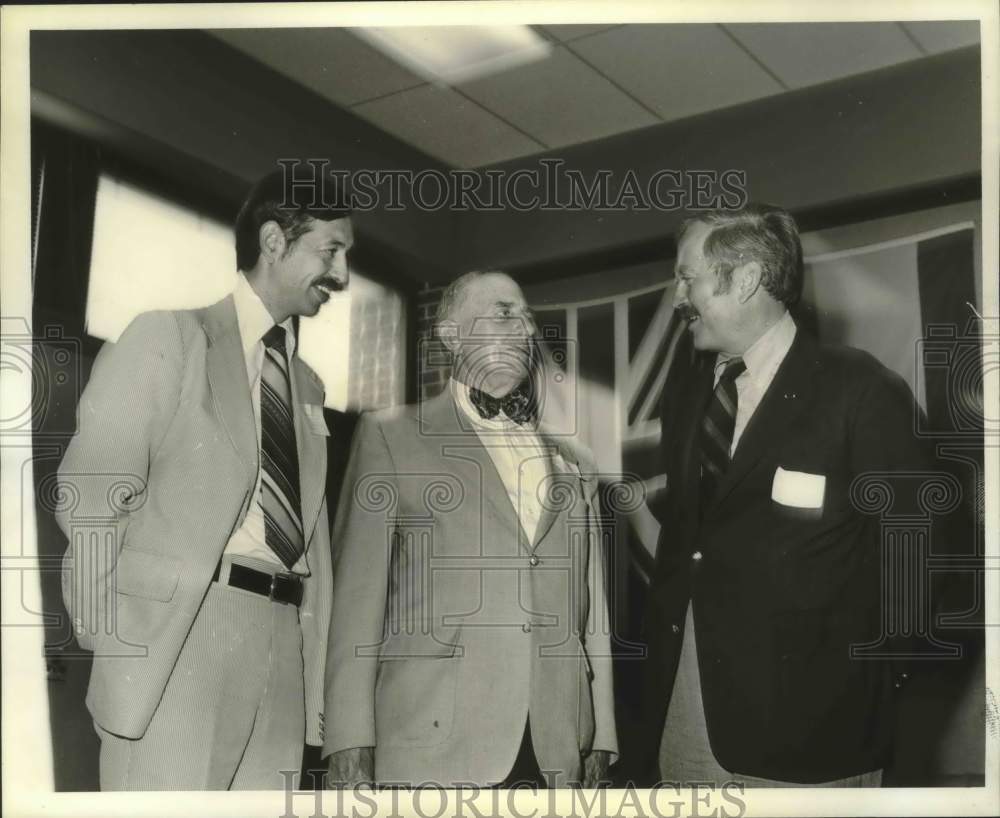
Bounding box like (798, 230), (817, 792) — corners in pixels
(322, 389), (617, 786)
(56, 296), (333, 745)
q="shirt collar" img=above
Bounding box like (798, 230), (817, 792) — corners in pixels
(716, 310), (796, 380)
(232, 273), (296, 360)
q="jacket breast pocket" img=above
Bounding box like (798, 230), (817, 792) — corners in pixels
(375, 628), (462, 748)
(114, 548), (180, 602)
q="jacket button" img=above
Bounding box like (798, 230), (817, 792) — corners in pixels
(522, 622), (532, 633)
(691, 551), (703, 561)
(671, 624), (680, 634)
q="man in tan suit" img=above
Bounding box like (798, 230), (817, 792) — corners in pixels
(56, 169), (352, 789)
(324, 271), (617, 788)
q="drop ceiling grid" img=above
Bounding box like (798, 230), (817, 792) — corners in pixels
(209, 27), (427, 107)
(565, 24), (787, 123)
(721, 22), (924, 89)
(208, 22), (981, 169)
(454, 45), (660, 150)
(898, 20), (981, 54)
(351, 83), (542, 167)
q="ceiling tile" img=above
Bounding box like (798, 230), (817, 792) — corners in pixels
(726, 22), (922, 89)
(208, 28), (425, 107)
(457, 46), (658, 148)
(570, 24), (784, 122)
(352, 84), (542, 167)
(538, 24), (624, 42)
(900, 21), (981, 53)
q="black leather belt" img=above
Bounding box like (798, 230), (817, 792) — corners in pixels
(212, 562), (304, 607)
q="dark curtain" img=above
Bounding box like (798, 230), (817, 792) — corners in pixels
(30, 119), (102, 791)
(918, 230), (981, 433)
(887, 227), (985, 785)
(32, 121), (101, 333)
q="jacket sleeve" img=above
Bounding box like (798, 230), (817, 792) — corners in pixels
(321, 412), (397, 758)
(849, 362), (934, 670)
(302, 497), (332, 747)
(56, 311), (183, 650)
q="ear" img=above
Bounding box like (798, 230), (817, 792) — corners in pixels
(436, 319), (460, 354)
(735, 260), (763, 304)
(259, 221), (286, 263)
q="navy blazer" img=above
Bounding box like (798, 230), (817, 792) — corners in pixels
(635, 327), (929, 783)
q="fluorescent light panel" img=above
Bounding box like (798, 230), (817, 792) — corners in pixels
(356, 26), (552, 85)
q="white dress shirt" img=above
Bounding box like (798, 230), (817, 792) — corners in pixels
(450, 378), (551, 545)
(222, 274), (309, 575)
(714, 310), (797, 456)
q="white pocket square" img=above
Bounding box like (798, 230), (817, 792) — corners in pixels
(771, 466), (825, 509)
(302, 403), (330, 436)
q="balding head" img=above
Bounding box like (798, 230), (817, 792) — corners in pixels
(435, 270), (536, 398)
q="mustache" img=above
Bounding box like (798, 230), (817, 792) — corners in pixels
(675, 303), (699, 321)
(315, 275), (346, 292)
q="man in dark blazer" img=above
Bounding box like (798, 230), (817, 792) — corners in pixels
(56, 170), (351, 789)
(635, 203), (927, 786)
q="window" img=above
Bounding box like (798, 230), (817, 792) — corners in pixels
(86, 173), (406, 410)
(86, 174), (236, 342)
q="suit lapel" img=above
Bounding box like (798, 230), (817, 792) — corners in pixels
(530, 441), (561, 550)
(681, 358), (716, 513)
(290, 358), (326, 542)
(200, 297), (258, 484)
(419, 390), (520, 538)
(531, 426), (594, 549)
(709, 331), (816, 509)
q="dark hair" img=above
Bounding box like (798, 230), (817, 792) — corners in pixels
(677, 203), (804, 307)
(234, 167), (352, 272)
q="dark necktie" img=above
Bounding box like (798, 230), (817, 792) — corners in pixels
(468, 380), (537, 425)
(700, 357), (747, 504)
(260, 325), (305, 569)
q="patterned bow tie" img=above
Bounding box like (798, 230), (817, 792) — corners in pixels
(468, 380), (537, 425)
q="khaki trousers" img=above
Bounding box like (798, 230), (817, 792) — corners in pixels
(97, 576), (305, 790)
(658, 603), (883, 789)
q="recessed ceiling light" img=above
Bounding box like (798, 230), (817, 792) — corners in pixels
(356, 26), (552, 85)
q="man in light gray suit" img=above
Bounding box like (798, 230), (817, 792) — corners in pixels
(324, 271), (618, 788)
(56, 169), (352, 789)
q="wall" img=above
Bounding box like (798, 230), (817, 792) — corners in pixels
(414, 285), (449, 401)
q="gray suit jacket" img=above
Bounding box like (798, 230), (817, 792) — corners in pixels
(322, 388), (617, 786)
(56, 296), (333, 744)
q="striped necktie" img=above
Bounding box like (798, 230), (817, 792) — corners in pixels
(700, 357), (747, 504)
(260, 325), (305, 569)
